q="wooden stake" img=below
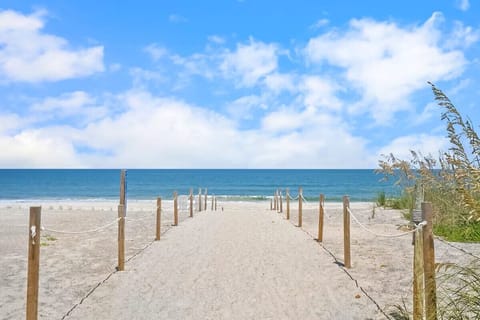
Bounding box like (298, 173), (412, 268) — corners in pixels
(211, 194), (214, 211)
(343, 196), (351, 269)
(189, 188), (193, 217)
(215, 197), (217, 211)
(120, 169), (126, 207)
(26, 206), (41, 320)
(273, 191), (277, 211)
(198, 188), (202, 212)
(155, 197), (161, 241)
(270, 199), (273, 210)
(422, 202), (437, 320)
(173, 191), (178, 226)
(413, 227), (424, 320)
(279, 190), (283, 213)
(118, 204), (125, 271)
(204, 188), (208, 211)
(318, 194), (325, 242)
(298, 187), (303, 227)
(286, 188), (290, 220)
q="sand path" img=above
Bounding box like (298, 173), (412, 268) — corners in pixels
(66, 205), (379, 319)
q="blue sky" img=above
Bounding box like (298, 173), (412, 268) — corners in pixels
(0, 0), (479, 168)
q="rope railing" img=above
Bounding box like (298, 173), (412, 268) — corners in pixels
(434, 235), (480, 261)
(347, 207), (423, 238)
(41, 217), (121, 235)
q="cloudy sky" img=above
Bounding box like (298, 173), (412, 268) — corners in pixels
(0, 0), (479, 168)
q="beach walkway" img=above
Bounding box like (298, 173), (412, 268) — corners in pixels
(66, 206), (379, 319)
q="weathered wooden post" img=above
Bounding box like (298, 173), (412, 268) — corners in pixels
(26, 206), (41, 320)
(298, 187), (303, 227)
(214, 197), (217, 211)
(318, 194), (325, 242)
(279, 190), (283, 213)
(198, 188), (202, 212)
(422, 202), (437, 320)
(286, 188), (290, 220)
(155, 197), (161, 241)
(273, 191), (277, 211)
(343, 196), (351, 269)
(204, 188), (208, 211)
(211, 194), (214, 211)
(173, 191), (178, 226)
(270, 199), (273, 210)
(189, 188), (193, 217)
(118, 204), (125, 271)
(118, 170), (126, 271)
(413, 224), (425, 320)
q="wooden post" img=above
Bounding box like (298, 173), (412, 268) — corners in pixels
(279, 190), (283, 213)
(204, 188), (208, 211)
(214, 197), (217, 211)
(343, 196), (351, 269)
(198, 188), (202, 212)
(318, 194), (325, 242)
(189, 189), (193, 218)
(26, 206), (41, 320)
(298, 187), (303, 227)
(211, 194), (214, 211)
(118, 204), (125, 271)
(155, 197), (161, 241)
(120, 169), (126, 207)
(270, 199), (273, 210)
(286, 188), (290, 220)
(118, 169), (126, 271)
(422, 202), (437, 320)
(413, 226), (425, 320)
(273, 191), (277, 211)
(173, 191), (178, 226)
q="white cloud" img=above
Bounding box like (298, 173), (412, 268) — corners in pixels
(445, 21), (479, 49)
(0, 9), (104, 83)
(306, 12), (468, 122)
(413, 102), (438, 125)
(0, 127), (83, 168)
(377, 134), (448, 160)
(0, 113), (24, 134)
(144, 43), (168, 61)
(220, 38), (279, 87)
(0, 88), (377, 168)
(456, 0), (470, 11)
(31, 91), (108, 123)
(226, 94), (268, 120)
(300, 76), (342, 111)
(264, 73), (296, 93)
(310, 19), (329, 29)
(130, 67), (165, 88)
(207, 35), (225, 44)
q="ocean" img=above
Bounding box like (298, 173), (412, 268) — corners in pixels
(0, 169), (399, 202)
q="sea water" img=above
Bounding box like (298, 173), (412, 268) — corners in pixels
(0, 169), (399, 202)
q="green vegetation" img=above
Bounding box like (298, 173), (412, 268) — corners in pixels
(377, 83), (480, 242)
(436, 262), (480, 319)
(378, 83), (480, 319)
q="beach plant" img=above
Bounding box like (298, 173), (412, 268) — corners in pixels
(377, 83), (480, 319)
(377, 83), (480, 242)
(376, 191), (386, 207)
(436, 262), (480, 319)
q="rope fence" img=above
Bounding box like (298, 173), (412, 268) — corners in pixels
(270, 188), (440, 320)
(41, 217), (121, 235)
(24, 168), (220, 320)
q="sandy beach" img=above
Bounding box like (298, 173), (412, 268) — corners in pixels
(1, 199), (479, 319)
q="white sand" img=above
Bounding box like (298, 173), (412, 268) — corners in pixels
(1, 200), (479, 319)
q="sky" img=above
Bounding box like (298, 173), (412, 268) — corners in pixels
(0, 0), (479, 168)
